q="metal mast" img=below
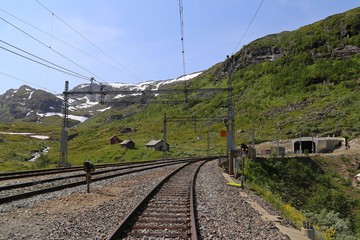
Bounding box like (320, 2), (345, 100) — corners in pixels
(59, 81), (69, 167)
(163, 113), (167, 159)
(226, 55), (236, 175)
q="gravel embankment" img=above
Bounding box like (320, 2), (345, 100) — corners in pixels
(0, 160), (293, 239)
(196, 160), (290, 239)
(0, 164), (184, 239)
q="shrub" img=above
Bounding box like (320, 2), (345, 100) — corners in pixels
(35, 154), (52, 169)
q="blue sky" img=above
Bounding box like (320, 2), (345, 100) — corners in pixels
(0, 0), (359, 94)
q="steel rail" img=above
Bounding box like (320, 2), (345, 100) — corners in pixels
(0, 159), (201, 204)
(0, 159), (192, 191)
(0, 160), (162, 180)
(0, 157), (210, 181)
(106, 159), (208, 239)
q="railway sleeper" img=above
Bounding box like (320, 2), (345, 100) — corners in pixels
(149, 197), (189, 204)
(128, 230), (189, 239)
(145, 207), (189, 213)
(157, 192), (189, 196)
(137, 218), (189, 224)
(147, 203), (189, 208)
(132, 223), (189, 230)
(140, 213), (189, 219)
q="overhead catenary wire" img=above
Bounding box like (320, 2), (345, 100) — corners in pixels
(232, 0), (265, 54)
(0, 40), (90, 80)
(34, 0), (142, 82)
(0, 8), (134, 79)
(0, 45), (90, 80)
(0, 71), (58, 94)
(0, 15), (100, 83)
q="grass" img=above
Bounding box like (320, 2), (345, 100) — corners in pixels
(0, 8), (359, 177)
(247, 182), (306, 229)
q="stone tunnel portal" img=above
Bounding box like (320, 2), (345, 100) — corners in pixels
(294, 140), (316, 153)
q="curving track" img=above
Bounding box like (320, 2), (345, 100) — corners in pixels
(107, 160), (205, 240)
(0, 158), (214, 204)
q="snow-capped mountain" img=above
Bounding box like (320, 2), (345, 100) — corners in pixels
(65, 72), (202, 114)
(0, 85), (63, 122)
(0, 72), (202, 123)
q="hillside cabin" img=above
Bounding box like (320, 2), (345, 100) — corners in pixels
(145, 140), (169, 151)
(120, 140), (135, 149)
(109, 135), (121, 145)
(291, 137), (344, 153)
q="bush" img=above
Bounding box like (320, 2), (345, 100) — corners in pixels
(304, 209), (357, 240)
(35, 154), (52, 169)
(245, 156), (357, 237)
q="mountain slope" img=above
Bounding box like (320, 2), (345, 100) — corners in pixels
(0, 72), (202, 122)
(1, 8), (359, 238)
(0, 7), (359, 165)
(194, 6), (360, 141)
(0, 85), (63, 122)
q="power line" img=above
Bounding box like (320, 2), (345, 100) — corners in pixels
(232, 0), (265, 54)
(0, 40), (90, 80)
(0, 45), (90, 80)
(0, 8), (137, 80)
(34, 0), (142, 82)
(0, 15), (101, 83)
(0, 71), (58, 94)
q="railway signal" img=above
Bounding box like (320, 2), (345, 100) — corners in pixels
(240, 143), (248, 155)
(84, 161), (95, 193)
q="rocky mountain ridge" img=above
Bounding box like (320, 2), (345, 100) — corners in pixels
(0, 72), (202, 122)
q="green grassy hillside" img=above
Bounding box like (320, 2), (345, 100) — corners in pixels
(1, 7), (359, 170)
(0, 7), (359, 239)
(245, 155), (360, 239)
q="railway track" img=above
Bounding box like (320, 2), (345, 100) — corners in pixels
(0, 158), (198, 181)
(107, 160), (205, 240)
(0, 157), (214, 204)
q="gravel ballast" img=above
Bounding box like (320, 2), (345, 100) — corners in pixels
(0, 160), (294, 239)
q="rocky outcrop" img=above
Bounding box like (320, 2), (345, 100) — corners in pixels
(0, 85), (63, 121)
(331, 45), (360, 58)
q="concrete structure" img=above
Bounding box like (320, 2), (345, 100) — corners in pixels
(291, 137), (344, 153)
(120, 140), (135, 149)
(145, 140), (169, 151)
(271, 146), (285, 156)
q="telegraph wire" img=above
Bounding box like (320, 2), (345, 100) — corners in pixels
(0, 8), (133, 79)
(34, 0), (143, 82)
(0, 45), (90, 80)
(232, 0), (265, 54)
(0, 71), (59, 94)
(0, 40), (90, 80)
(0, 15), (101, 83)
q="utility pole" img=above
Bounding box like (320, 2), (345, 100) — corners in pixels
(163, 113), (167, 159)
(63, 80), (229, 162)
(226, 55), (235, 175)
(207, 122), (210, 156)
(59, 81), (69, 167)
(251, 119), (255, 160)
